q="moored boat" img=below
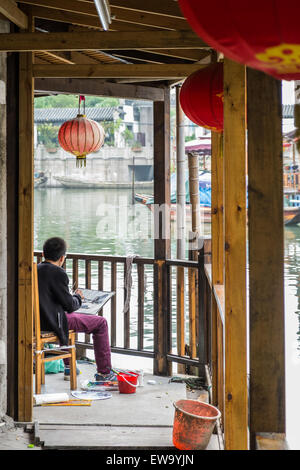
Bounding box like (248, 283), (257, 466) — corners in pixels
(34, 171), (48, 188)
(54, 176), (153, 189)
(135, 171), (300, 226)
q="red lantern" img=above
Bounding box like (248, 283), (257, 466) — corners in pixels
(180, 63), (223, 132)
(178, 0), (300, 81)
(58, 96), (105, 167)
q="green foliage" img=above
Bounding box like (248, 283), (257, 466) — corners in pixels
(37, 123), (59, 148)
(132, 140), (142, 149)
(34, 94), (120, 109)
(35, 95), (122, 147)
(185, 134), (195, 143)
(122, 127), (134, 146)
(102, 118), (122, 146)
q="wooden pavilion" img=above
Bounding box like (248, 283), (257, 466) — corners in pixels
(0, 0), (286, 450)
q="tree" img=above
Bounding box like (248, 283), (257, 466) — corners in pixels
(34, 94), (120, 109)
(121, 127), (134, 147)
(37, 123), (59, 149)
(102, 117), (122, 146)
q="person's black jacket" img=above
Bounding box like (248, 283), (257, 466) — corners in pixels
(37, 261), (82, 345)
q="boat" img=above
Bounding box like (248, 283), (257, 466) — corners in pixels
(54, 176), (153, 189)
(34, 171), (48, 188)
(283, 195), (300, 225)
(135, 171), (300, 226)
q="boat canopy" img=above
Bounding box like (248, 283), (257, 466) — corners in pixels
(146, 170), (211, 206)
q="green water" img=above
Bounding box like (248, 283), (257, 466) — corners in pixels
(34, 187), (300, 449)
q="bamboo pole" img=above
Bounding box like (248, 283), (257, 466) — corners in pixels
(187, 152), (200, 365)
(211, 131), (224, 407)
(176, 86), (186, 373)
(176, 86), (186, 259)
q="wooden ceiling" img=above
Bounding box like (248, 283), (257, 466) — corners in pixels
(1, 0), (212, 86)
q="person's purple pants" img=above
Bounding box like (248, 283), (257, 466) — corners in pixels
(63, 312), (112, 375)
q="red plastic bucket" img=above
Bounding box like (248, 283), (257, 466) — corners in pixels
(117, 371), (139, 394)
(173, 400), (221, 450)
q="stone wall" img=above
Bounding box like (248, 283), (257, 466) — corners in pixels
(34, 145), (154, 186)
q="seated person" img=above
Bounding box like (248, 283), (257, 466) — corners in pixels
(37, 236), (115, 382)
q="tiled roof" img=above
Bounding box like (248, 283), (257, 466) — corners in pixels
(34, 107), (116, 123)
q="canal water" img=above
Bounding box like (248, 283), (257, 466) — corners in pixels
(34, 187), (300, 449)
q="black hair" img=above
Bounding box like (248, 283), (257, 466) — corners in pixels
(43, 237), (67, 262)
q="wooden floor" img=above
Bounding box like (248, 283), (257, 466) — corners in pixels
(33, 363), (221, 450)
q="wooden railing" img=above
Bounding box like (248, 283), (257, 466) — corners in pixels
(34, 248), (211, 373)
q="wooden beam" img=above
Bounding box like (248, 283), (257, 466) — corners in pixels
(70, 51), (108, 65)
(35, 51), (74, 64)
(22, 1), (187, 30)
(29, 5), (156, 32)
(109, 50), (192, 64)
(0, 0), (28, 29)
(29, 7), (207, 62)
(34, 77), (165, 101)
(0, 30), (207, 52)
(143, 49), (210, 62)
(32, 63), (205, 79)
(247, 68), (285, 446)
(109, 0), (183, 18)
(110, 6), (187, 30)
(55, 0), (183, 18)
(223, 58), (247, 450)
(19, 0), (100, 18)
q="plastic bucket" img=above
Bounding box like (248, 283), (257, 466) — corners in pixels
(117, 371), (139, 394)
(173, 400), (221, 450)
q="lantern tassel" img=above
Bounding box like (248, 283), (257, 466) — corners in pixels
(76, 156), (87, 168)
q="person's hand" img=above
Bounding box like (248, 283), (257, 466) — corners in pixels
(75, 289), (84, 299)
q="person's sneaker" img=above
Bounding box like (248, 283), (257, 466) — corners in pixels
(94, 371), (117, 383)
(64, 367), (81, 381)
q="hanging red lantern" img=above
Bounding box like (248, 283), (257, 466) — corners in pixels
(58, 96), (105, 167)
(180, 63), (223, 132)
(178, 0), (300, 81)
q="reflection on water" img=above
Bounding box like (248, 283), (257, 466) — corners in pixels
(34, 187), (155, 257)
(34, 187), (193, 352)
(34, 188), (300, 448)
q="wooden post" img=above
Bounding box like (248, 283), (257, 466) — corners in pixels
(153, 88), (172, 376)
(198, 246), (207, 377)
(18, 49), (34, 422)
(6, 46), (19, 420)
(17, 6), (34, 422)
(223, 58), (247, 450)
(137, 263), (144, 351)
(211, 131), (224, 406)
(110, 261), (117, 347)
(247, 68), (285, 447)
(176, 86), (186, 373)
(0, 19), (9, 419)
